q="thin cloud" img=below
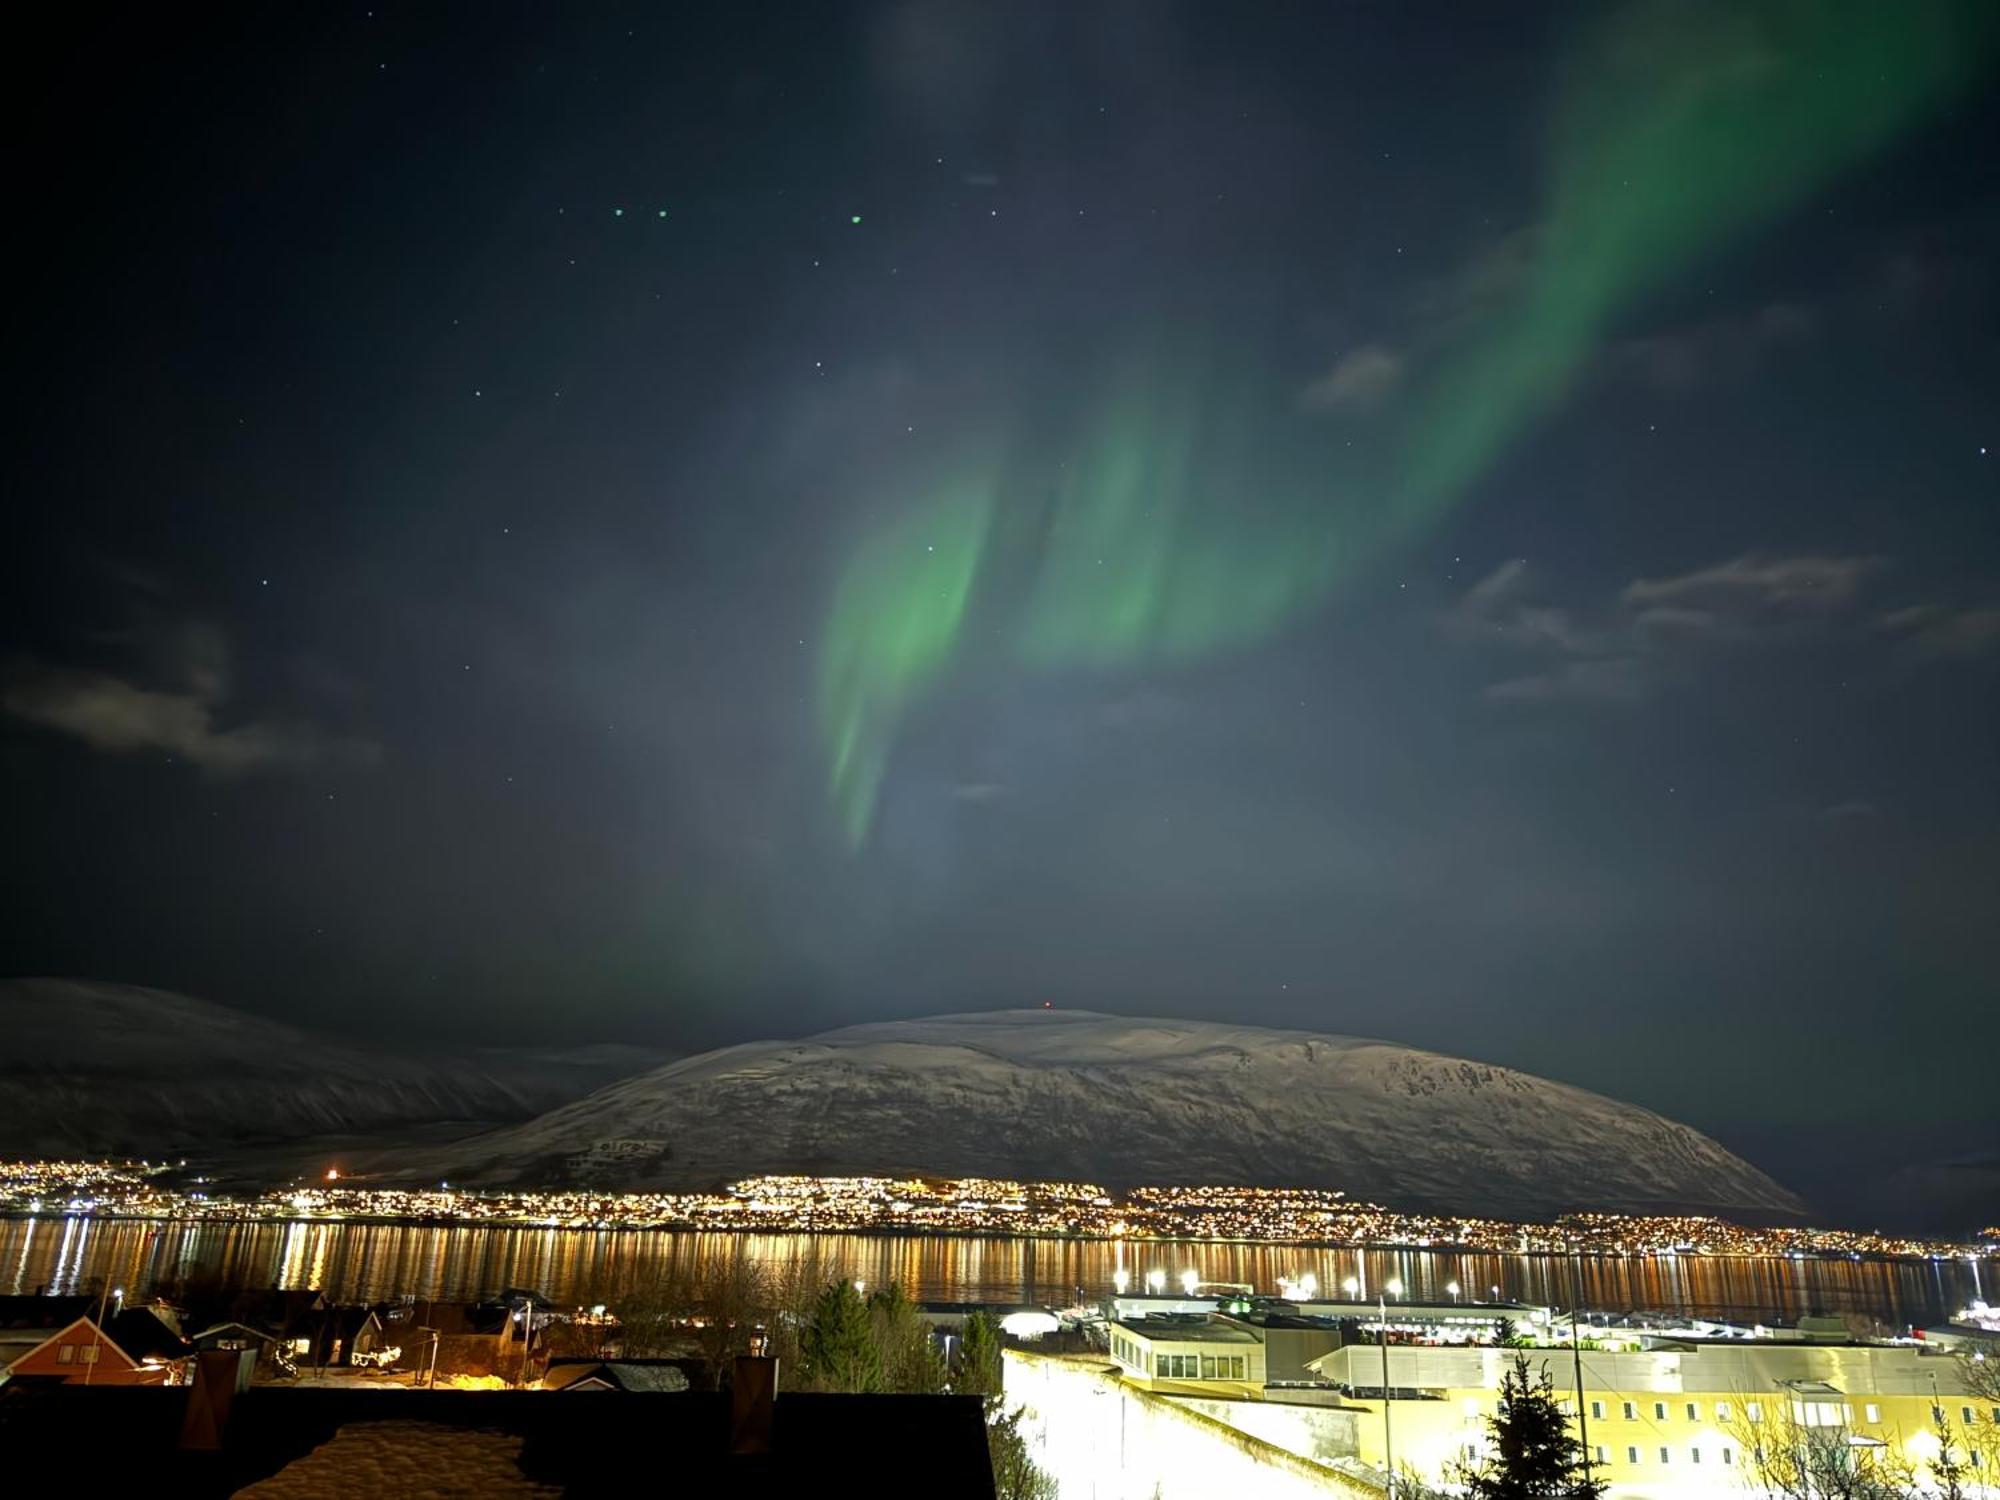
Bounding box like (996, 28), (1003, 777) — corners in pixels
(1622, 553), (1883, 615)
(1445, 560), (1597, 653)
(1299, 344), (1406, 411)
(3, 622), (379, 775)
(1483, 657), (1647, 705)
(1611, 303), (1817, 392)
(1450, 550), (1903, 708)
(1879, 604), (2000, 659)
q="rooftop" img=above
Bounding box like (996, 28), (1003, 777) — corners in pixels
(1112, 1317), (1261, 1345)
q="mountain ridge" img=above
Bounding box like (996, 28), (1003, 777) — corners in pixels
(428, 1008), (1806, 1220)
(0, 978), (669, 1159)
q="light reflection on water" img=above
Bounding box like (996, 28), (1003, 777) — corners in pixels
(0, 1217), (1977, 1327)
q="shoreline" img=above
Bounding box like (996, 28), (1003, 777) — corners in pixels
(0, 1210), (1987, 1267)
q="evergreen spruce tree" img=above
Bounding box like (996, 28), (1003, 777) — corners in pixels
(1459, 1353), (1606, 1499)
(956, 1310), (1004, 1398)
(800, 1279), (883, 1392)
(868, 1281), (947, 1394)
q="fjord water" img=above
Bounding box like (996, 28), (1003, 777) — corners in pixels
(2, 1217), (1983, 1329)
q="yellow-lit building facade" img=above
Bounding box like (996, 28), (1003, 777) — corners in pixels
(1109, 1317), (1266, 1395)
(1306, 1342), (1999, 1497)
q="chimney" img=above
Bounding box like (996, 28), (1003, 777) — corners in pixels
(178, 1349), (250, 1451)
(730, 1356), (778, 1456)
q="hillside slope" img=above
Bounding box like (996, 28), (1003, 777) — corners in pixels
(432, 1009), (1804, 1219)
(0, 978), (662, 1158)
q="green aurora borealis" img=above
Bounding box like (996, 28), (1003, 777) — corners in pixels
(818, 0), (1995, 845)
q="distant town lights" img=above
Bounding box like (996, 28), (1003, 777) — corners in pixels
(1180, 1269), (1200, 1296)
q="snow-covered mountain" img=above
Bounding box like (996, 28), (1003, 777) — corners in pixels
(432, 1010), (1805, 1219)
(0, 979), (666, 1159)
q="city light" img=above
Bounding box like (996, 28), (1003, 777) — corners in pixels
(0, 1161), (1990, 1265)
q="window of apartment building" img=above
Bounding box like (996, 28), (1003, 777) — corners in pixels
(1864, 1403), (1880, 1423)
(1622, 1402), (1636, 1420)
(1686, 1402), (1699, 1422)
(77, 1344), (98, 1364)
(1722, 1447), (1735, 1466)
(1658, 1447), (1670, 1465)
(1964, 1407), (1976, 1425)
(1747, 1402), (1763, 1422)
(1654, 1402), (1667, 1421)
(1594, 1447), (1608, 1465)
(1716, 1401), (1732, 1421)
(1626, 1447), (1640, 1465)
(1232, 1357), (1246, 1379)
(1590, 1400), (1604, 1420)
(56, 1344), (75, 1364)
(1691, 1447), (1702, 1464)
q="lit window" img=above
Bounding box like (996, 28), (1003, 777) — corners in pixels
(1590, 1400), (1604, 1420)
(1623, 1402), (1636, 1420)
(78, 1344), (98, 1364)
(56, 1345), (75, 1364)
(1865, 1403), (1880, 1423)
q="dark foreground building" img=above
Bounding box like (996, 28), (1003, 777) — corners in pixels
(0, 1366), (995, 1497)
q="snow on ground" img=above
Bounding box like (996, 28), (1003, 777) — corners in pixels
(233, 1421), (559, 1497)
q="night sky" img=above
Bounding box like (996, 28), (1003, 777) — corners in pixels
(6, 3), (1997, 1195)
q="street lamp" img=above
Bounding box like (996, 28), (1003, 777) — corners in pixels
(1145, 1269), (1166, 1295)
(1180, 1269), (1200, 1297)
(1299, 1272), (1319, 1299)
(1113, 1268), (1130, 1296)
(1379, 1276), (1403, 1497)
(1446, 1280), (1460, 1305)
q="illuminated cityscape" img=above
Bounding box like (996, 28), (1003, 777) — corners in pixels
(3, 1161), (1991, 1264)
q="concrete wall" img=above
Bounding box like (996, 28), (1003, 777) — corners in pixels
(1004, 1350), (1380, 1500)
(1168, 1393), (1364, 1471)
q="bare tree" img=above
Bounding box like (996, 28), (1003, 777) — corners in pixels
(1955, 1340), (2000, 1405)
(1730, 1397), (1917, 1500)
(687, 1254), (773, 1389)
